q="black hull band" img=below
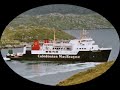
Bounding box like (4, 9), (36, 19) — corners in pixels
(7, 50), (111, 62)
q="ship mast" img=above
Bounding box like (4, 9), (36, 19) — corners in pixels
(80, 29), (82, 39)
(80, 28), (84, 39)
(83, 28), (88, 38)
(83, 28), (86, 38)
(80, 28), (89, 39)
(53, 30), (56, 43)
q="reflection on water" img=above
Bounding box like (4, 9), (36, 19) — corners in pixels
(5, 60), (101, 79)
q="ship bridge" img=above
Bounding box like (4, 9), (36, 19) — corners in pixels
(69, 38), (100, 51)
(80, 38), (95, 45)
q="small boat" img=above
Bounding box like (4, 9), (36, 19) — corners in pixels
(3, 57), (11, 61)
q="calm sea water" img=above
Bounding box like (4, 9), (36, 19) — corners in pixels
(0, 29), (119, 85)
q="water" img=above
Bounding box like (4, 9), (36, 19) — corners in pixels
(0, 29), (119, 85)
(1, 47), (101, 85)
(3, 60), (100, 78)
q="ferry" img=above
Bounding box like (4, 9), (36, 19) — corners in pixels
(6, 30), (112, 62)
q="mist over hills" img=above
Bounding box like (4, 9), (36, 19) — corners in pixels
(22, 4), (95, 15)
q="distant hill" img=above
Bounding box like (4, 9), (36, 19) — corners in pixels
(23, 4), (95, 15)
(8, 13), (113, 30)
(1, 12), (113, 46)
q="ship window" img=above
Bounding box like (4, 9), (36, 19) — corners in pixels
(67, 48), (71, 50)
(46, 51), (48, 53)
(81, 40), (86, 42)
(49, 51), (51, 53)
(56, 51), (58, 53)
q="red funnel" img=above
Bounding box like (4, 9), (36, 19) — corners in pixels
(32, 40), (40, 50)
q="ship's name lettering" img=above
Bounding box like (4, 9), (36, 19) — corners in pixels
(38, 55), (58, 58)
(59, 55), (80, 59)
(38, 55), (80, 59)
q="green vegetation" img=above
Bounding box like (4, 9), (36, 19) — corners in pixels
(0, 13), (113, 47)
(0, 27), (75, 47)
(57, 61), (115, 86)
(8, 13), (113, 30)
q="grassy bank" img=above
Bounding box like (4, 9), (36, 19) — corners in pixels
(57, 61), (115, 86)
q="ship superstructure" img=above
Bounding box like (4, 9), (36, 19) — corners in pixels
(6, 29), (112, 62)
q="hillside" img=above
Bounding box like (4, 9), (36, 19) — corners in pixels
(1, 27), (75, 47)
(0, 13), (113, 47)
(24, 4), (94, 15)
(8, 13), (113, 30)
